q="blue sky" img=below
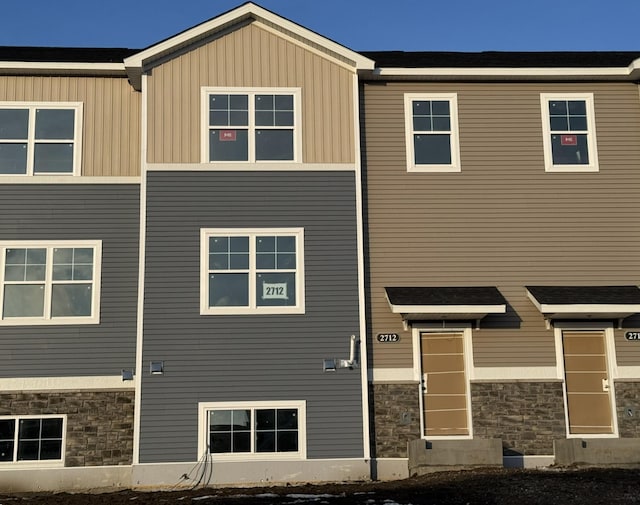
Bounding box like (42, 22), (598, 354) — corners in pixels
(0, 0), (639, 52)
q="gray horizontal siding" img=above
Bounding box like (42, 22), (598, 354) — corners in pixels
(0, 184), (140, 376)
(140, 171), (363, 463)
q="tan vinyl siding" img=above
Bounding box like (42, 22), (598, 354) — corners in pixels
(146, 22), (355, 164)
(0, 75), (141, 177)
(362, 81), (640, 369)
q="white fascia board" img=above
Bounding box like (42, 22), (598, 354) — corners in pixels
(371, 66), (638, 81)
(0, 61), (126, 75)
(537, 303), (640, 315)
(124, 3), (374, 71)
(387, 303), (506, 315)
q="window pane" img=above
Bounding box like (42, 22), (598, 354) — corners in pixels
(256, 236), (275, 253)
(17, 440), (39, 461)
(33, 143), (74, 173)
(256, 272), (295, 306)
(51, 284), (92, 317)
(35, 109), (74, 139)
(568, 116), (587, 131)
(209, 273), (248, 307)
(275, 95), (293, 110)
(39, 440), (62, 460)
(0, 143), (27, 174)
(413, 101), (431, 115)
(549, 117), (568, 131)
(414, 134), (452, 165)
(0, 441), (13, 461)
(431, 116), (451, 131)
(413, 117), (432, 132)
(255, 94), (274, 110)
(210, 94), (229, 110)
(229, 111), (248, 126)
(209, 253), (228, 270)
(229, 237), (249, 253)
(233, 432), (251, 452)
(210, 433), (231, 453)
(0, 419), (15, 440)
(255, 110), (274, 126)
(277, 236), (296, 252)
(256, 431), (275, 452)
(256, 409), (276, 430)
(549, 100), (567, 115)
(431, 101), (450, 115)
(229, 95), (248, 110)
(3, 285), (45, 317)
(41, 418), (63, 439)
(277, 431), (298, 452)
(255, 130), (293, 161)
(551, 134), (589, 165)
(229, 253), (249, 270)
(277, 409), (298, 429)
(53, 247), (73, 264)
(18, 419), (40, 439)
(0, 109), (28, 139)
(53, 248), (93, 281)
(210, 410), (233, 431)
(210, 236), (228, 253)
(568, 100), (586, 115)
(209, 129), (248, 161)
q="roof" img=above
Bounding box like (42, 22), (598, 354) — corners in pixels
(525, 285), (640, 324)
(526, 285), (640, 305)
(0, 46), (139, 63)
(385, 286), (507, 306)
(359, 51), (640, 69)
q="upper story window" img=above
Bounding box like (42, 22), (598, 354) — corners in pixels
(200, 228), (305, 315)
(0, 416), (65, 465)
(201, 88), (301, 163)
(0, 103), (83, 176)
(0, 241), (101, 325)
(540, 93), (598, 172)
(404, 93), (460, 172)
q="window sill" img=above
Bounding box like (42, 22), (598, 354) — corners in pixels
(200, 307), (305, 316)
(0, 316), (99, 326)
(408, 165), (461, 173)
(545, 165), (599, 173)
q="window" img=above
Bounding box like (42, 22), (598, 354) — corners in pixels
(198, 401), (305, 459)
(0, 241), (101, 325)
(541, 93), (598, 172)
(0, 103), (82, 176)
(200, 228), (304, 315)
(404, 93), (460, 172)
(0, 416), (65, 464)
(202, 88), (300, 163)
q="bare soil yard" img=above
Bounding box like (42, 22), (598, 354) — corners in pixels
(1, 467), (638, 505)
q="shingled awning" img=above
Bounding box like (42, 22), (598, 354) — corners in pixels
(384, 286), (507, 329)
(526, 285), (640, 328)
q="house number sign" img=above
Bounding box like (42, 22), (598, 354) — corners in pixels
(625, 331), (640, 341)
(377, 333), (400, 343)
(262, 282), (288, 300)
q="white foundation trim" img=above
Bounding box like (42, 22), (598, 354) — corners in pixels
(472, 366), (560, 381)
(146, 163), (356, 172)
(369, 368), (416, 383)
(615, 366), (640, 380)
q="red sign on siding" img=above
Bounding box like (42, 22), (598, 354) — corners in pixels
(560, 134), (577, 145)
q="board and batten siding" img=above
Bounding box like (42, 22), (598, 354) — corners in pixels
(0, 184), (140, 376)
(146, 21), (355, 164)
(139, 171), (363, 463)
(361, 81), (640, 370)
(0, 75), (141, 177)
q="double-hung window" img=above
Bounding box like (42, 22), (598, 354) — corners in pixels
(0, 416), (65, 464)
(202, 88), (300, 163)
(541, 93), (598, 172)
(198, 401), (305, 459)
(0, 102), (82, 176)
(404, 93), (461, 172)
(0, 241), (101, 325)
(201, 228), (304, 315)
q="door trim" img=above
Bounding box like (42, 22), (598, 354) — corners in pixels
(553, 322), (619, 438)
(412, 323), (473, 440)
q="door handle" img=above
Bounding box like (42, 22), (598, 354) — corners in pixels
(602, 378), (610, 392)
(422, 374), (428, 393)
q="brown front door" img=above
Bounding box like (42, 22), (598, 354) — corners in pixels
(562, 330), (614, 435)
(420, 332), (469, 437)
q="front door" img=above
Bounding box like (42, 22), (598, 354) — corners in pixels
(562, 330), (615, 435)
(420, 332), (469, 437)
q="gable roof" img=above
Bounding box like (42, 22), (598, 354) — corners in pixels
(123, 2), (375, 90)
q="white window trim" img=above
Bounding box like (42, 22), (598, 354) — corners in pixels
(200, 228), (305, 316)
(200, 87), (302, 164)
(540, 93), (599, 172)
(0, 414), (66, 467)
(197, 400), (307, 461)
(0, 240), (102, 325)
(404, 93), (461, 173)
(0, 102), (83, 177)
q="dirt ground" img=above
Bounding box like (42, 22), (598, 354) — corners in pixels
(1, 467), (639, 505)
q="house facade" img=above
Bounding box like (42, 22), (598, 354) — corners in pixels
(1, 1), (640, 492)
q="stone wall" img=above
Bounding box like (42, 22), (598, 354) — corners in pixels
(370, 383), (420, 458)
(0, 390), (134, 466)
(471, 381), (565, 455)
(615, 381), (640, 438)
